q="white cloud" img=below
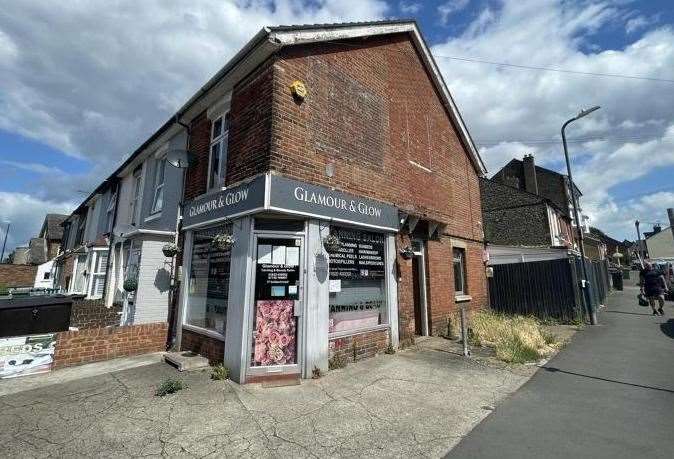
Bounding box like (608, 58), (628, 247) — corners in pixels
(0, 0), (389, 247)
(399, 1), (422, 14)
(432, 0), (674, 239)
(0, 192), (75, 257)
(0, 160), (64, 175)
(438, 0), (470, 25)
(0, 0), (389, 164)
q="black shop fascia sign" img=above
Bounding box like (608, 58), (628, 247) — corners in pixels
(328, 227), (386, 280)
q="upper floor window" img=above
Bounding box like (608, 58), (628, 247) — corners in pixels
(207, 112), (230, 190)
(75, 216), (86, 246)
(130, 167), (143, 225)
(150, 157), (166, 214)
(106, 189), (117, 233)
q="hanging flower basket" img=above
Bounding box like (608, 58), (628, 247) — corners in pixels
(323, 234), (342, 254)
(399, 246), (415, 260)
(162, 242), (180, 257)
(211, 232), (236, 251)
(123, 278), (138, 292)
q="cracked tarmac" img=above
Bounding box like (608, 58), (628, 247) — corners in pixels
(0, 338), (540, 458)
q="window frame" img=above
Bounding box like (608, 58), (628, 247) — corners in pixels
(150, 156), (166, 215)
(452, 246), (468, 297)
(88, 250), (109, 299)
(182, 223), (232, 339)
(106, 188), (117, 233)
(327, 226), (390, 339)
(129, 166), (143, 226)
(206, 112), (230, 191)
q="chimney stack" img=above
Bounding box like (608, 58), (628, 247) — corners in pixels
(522, 154), (539, 195)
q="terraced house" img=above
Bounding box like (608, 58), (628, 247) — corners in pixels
(53, 20), (489, 382)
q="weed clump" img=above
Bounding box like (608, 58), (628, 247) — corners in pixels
(210, 364), (229, 381)
(470, 312), (560, 364)
(155, 378), (187, 396)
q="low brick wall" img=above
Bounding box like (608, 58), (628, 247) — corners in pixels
(181, 328), (224, 364)
(70, 298), (122, 329)
(329, 329), (390, 364)
(53, 322), (167, 369)
(0, 264), (38, 288)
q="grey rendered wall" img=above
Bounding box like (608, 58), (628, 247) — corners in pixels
(139, 131), (187, 233)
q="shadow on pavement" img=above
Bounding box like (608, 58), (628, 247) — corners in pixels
(660, 319), (674, 340)
(604, 310), (653, 316)
(543, 367), (674, 394)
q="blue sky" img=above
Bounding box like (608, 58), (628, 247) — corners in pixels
(1, 0), (674, 254)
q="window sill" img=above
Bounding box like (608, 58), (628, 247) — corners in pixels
(182, 324), (225, 341)
(455, 294), (472, 303)
(145, 212), (162, 222)
(328, 323), (389, 339)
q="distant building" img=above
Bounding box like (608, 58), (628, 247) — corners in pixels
(12, 246), (30, 265)
(645, 225), (674, 261)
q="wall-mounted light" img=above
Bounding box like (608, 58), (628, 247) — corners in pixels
(289, 80), (307, 101)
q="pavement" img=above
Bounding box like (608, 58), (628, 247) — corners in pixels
(0, 334), (539, 458)
(446, 274), (674, 459)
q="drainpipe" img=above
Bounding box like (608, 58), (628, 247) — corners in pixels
(168, 114), (191, 351)
(102, 178), (121, 302)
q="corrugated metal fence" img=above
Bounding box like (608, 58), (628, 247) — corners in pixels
(489, 257), (611, 322)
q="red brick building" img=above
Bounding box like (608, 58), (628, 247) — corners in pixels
(171, 21), (488, 383)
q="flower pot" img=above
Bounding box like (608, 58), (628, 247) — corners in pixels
(123, 278), (138, 292)
(212, 233), (235, 251)
(162, 243), (180, 257)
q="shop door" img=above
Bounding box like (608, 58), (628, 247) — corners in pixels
(411, 239), (429, 336)
(249, 236), (303, 375)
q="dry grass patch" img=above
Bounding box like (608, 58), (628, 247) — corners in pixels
(471, 311), (562, 364)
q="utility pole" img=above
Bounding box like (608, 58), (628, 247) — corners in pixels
(0, 221), (10, 264)
(562, 106), (600, 326)
(635, 220), (644, 267)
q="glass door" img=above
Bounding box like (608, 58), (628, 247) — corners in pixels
(249, 236), (303, 373)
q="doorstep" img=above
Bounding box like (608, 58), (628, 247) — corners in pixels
(163, 351), (210, 372)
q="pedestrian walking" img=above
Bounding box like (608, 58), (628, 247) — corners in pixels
(639, 262), (668, 315)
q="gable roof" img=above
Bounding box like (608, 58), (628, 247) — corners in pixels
(66, 20), (487, 219)
(479, 176), (567, 214)
(39, 214), (68, 240)
(495, 158), (582, 197)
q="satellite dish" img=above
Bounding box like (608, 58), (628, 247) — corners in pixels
(166, 149), (194, 169)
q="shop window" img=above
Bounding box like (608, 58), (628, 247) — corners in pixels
(207, 112), (230, 190)
(186, 224), (232, 335)
(328, 227), (387, 334)
(453, 247), (467, 295)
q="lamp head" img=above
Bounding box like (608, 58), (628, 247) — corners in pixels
(577, 106), (600, 119)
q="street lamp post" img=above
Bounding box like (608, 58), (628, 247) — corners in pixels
(562, 106), (600, 326)
(635, 220), (644, 266)
(0, 221), (10, 264)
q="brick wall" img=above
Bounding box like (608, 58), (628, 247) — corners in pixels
(0, 264), (37, 288)
(329, 329), (389, 364)
(182, 33), (489, 353)
(70, 298), (122, 329)
(180, 328), (224, 365)
(53, 322), (167, 369)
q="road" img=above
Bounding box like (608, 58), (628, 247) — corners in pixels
(447, 275), (674, 459)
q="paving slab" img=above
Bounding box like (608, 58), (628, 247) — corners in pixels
(0, 335), (540, 458)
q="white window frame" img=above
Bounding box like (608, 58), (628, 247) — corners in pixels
(106, 189), (117, 233)
(451, 240), (469, 301)
(150, 156), (166, 215)
(88, 249), (109, 299)
(129, 166), (144, 226)
(207, 111), (230, 191)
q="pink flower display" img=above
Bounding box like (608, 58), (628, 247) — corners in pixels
(253, 300), (296, 366)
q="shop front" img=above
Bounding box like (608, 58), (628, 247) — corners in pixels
(177, 173), (400, 383)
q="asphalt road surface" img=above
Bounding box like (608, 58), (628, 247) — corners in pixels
(446, 278), (674, 459)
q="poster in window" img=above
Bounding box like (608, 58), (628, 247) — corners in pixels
(329, 227), (386, 280)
